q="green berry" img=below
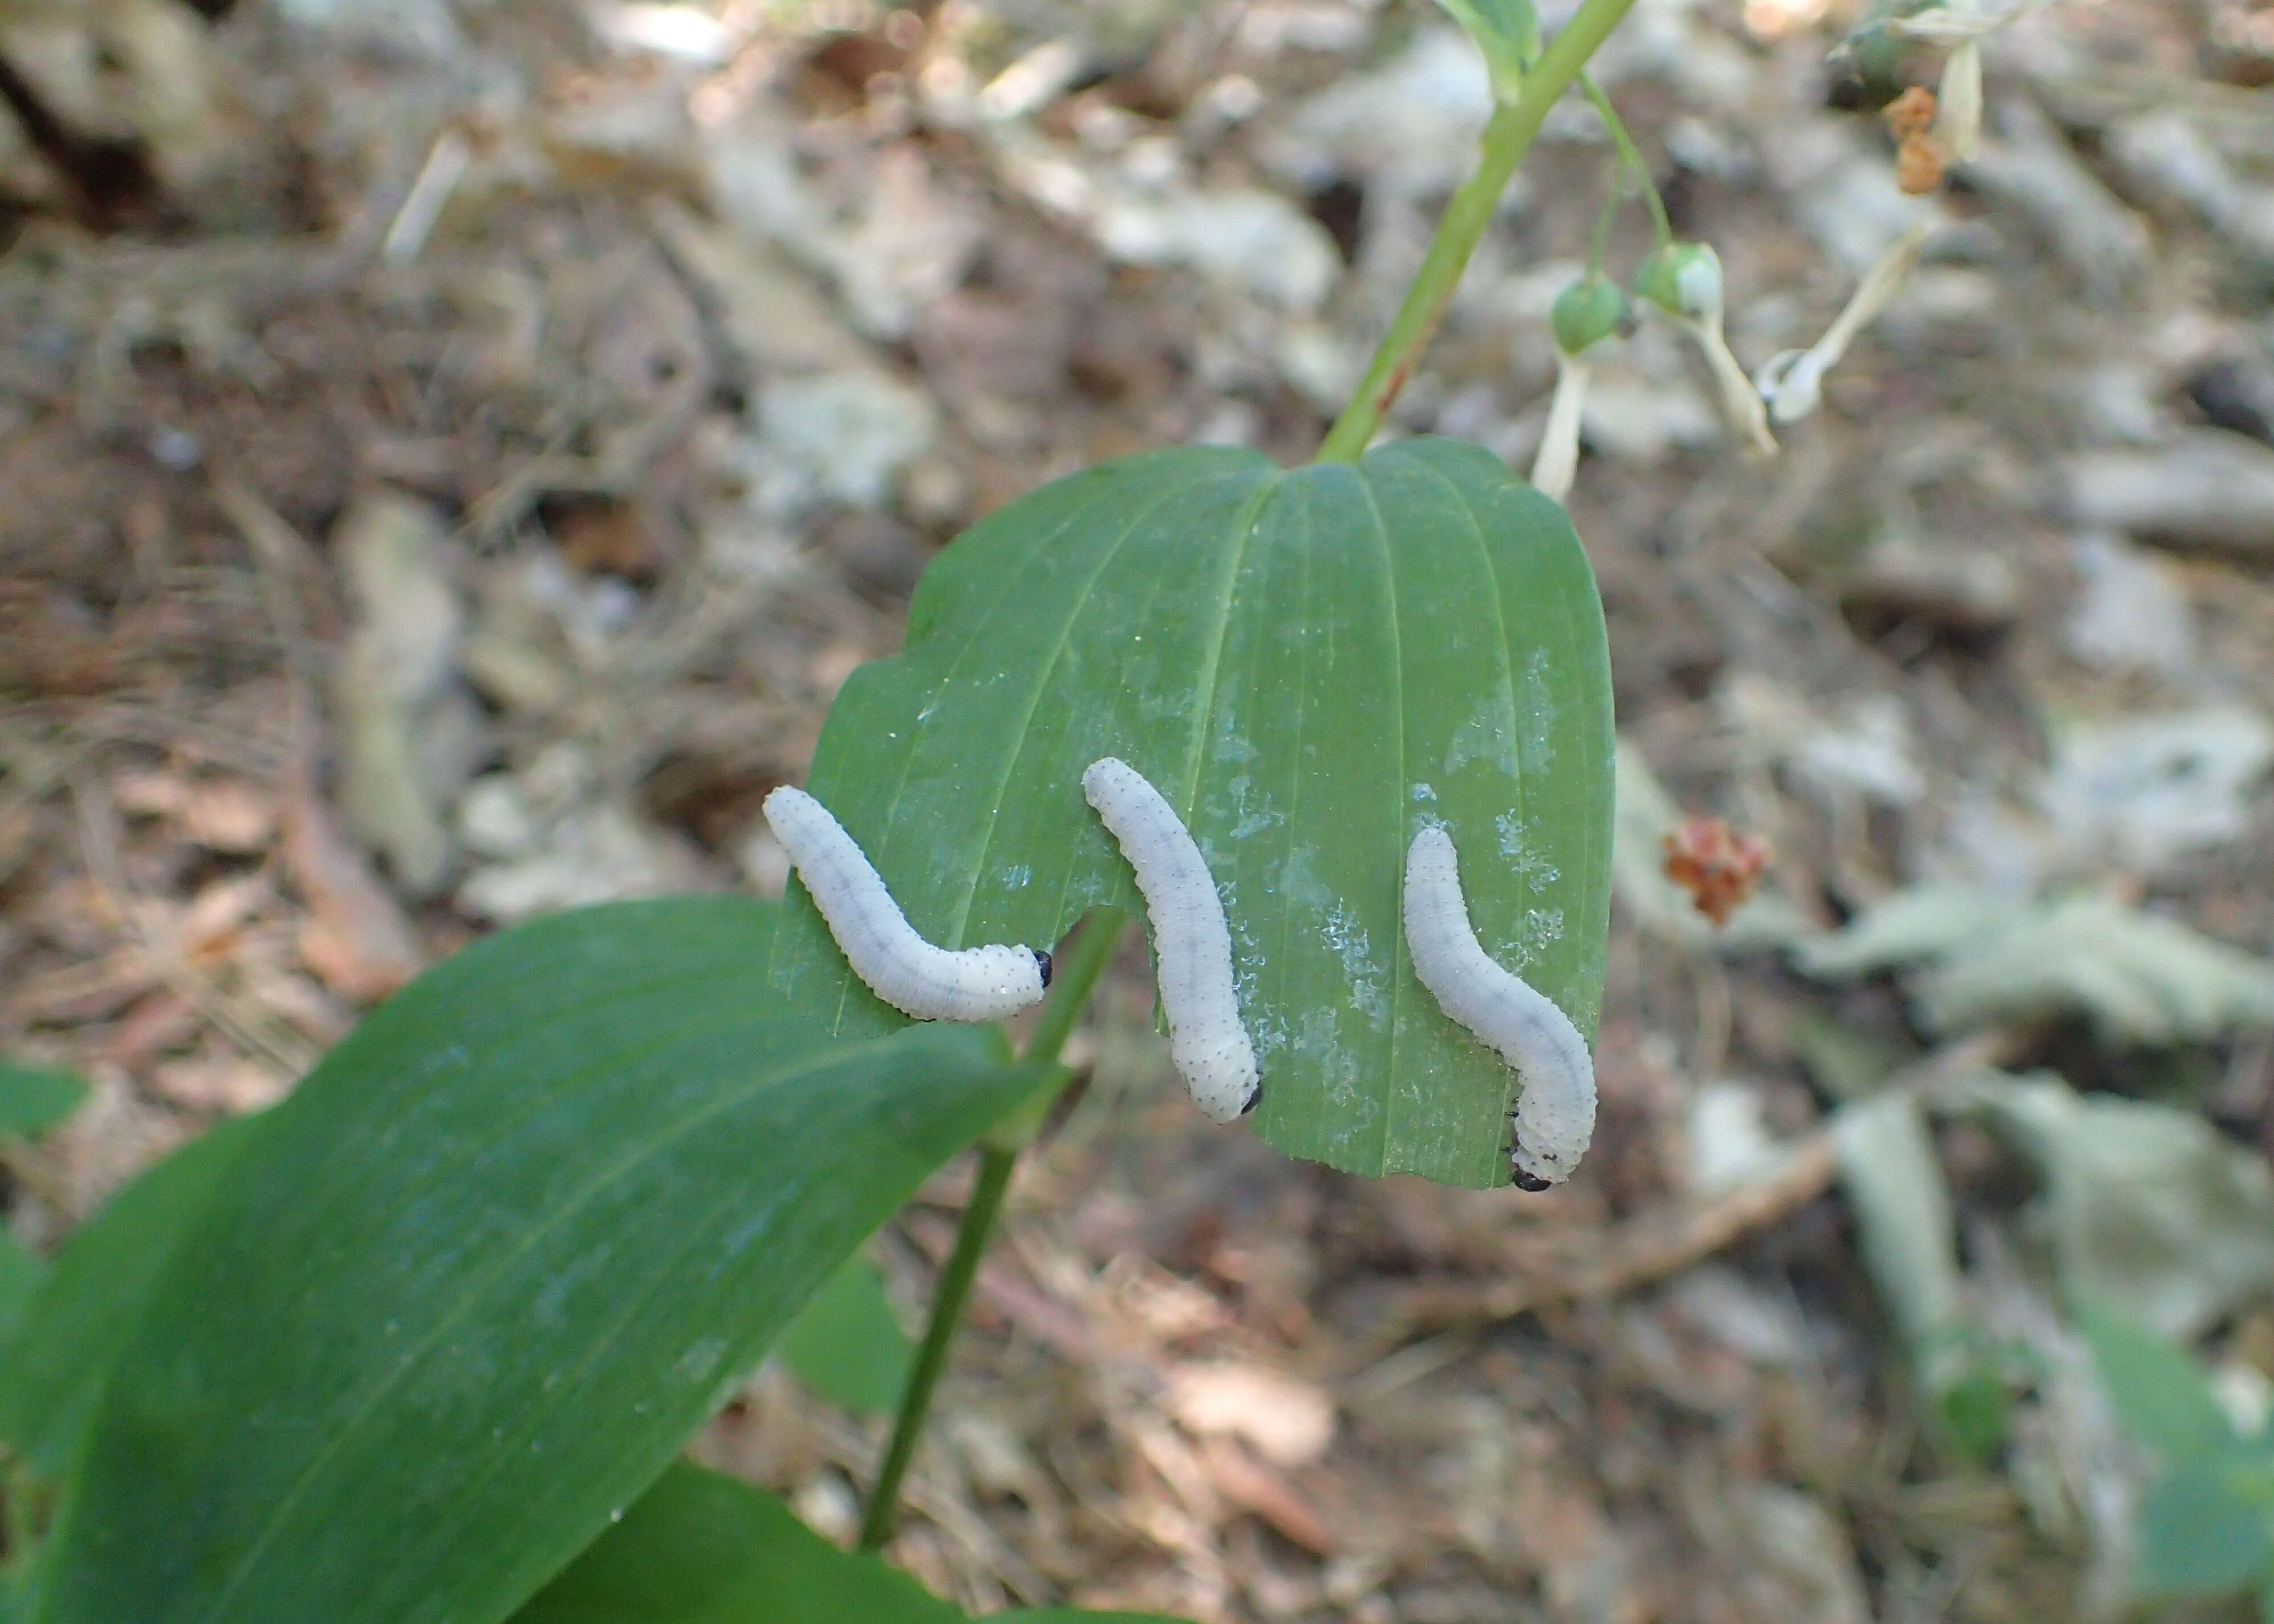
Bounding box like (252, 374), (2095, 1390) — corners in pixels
(1551, 275), (1627, 357)
(1635, 241), (1724, 321)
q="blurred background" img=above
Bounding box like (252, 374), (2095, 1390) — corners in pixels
(5, 0), (2274, 1619)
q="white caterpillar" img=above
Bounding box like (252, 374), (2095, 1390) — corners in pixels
(1081, 758), (1261, 1124)
(1402, 826), (1595, 1189)
(764, 786), (1050, 1023)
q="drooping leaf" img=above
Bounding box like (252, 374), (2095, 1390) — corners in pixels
(1796, 888), (2274, 1045)
(1832, 1091), (1960, 1354)
(773, 440), (1614, 1188)
(777, 1251), (914, 1415)
(38, 898), (1046, 1624)
(1942, 1070), (2274, 1339)
(0, 1067), (87, 1144)
(2080, 1305), (2232, 1464)
(0, 1112), (266, 1478)
(2135, 1453), (2274, 1598)
(514, 1463), (1187, 1624)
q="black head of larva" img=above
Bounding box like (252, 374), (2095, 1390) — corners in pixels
(1240, 1077), (1263, 1116)
(1032, 948), (1053, 988)
(1509, 1128), (1554, 1192)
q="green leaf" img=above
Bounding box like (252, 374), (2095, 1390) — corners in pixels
(0, 1067), (86, 1144)
(2136, 1454), (2274, 1598)
(1933, 1363), (2010, 1467)
(777, 1251), (913, 1415)
(0, 1232), (43, 1345)
(38, 898), (1042, 1624)
(774, 440), (1614, 1189)
(514, 1463), (1185, 1624)
(1432, 0), (1538, 99)
(0, 1112), (266, 1478)
(515, 1463), (960, 1624)
(2080, 1304), (2232, 1462)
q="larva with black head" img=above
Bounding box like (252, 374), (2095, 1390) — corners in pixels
(1082, 758), (1261, 1124)
(1401, 826), (1595, 1188)
(764, 786), (1049, 1023)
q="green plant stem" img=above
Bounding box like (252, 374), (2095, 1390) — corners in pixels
(856, 910), (1127, 1551)
(1578, 73), (1672, 245)
(1315, 0), (1643, 463)
(1585, 160), (1621, 274)
(1022, 907), (1129, 1074)
(855, 1136), (1013, 1552)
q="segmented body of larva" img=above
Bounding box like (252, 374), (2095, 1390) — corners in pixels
(764, 786), (1050, 1023)
(1081, 758), (1261, 1124)
(1402, 826), (1595, 1188)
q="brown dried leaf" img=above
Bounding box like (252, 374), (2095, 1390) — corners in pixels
(102, 988), (200, 1069)
(149, 1051), (287, 1114)
(1192, 1437), (1338, 1555)
(281, 784), (425, 1002)
(1168, 1362), (1337, 1467)
(182, 778), (276, 854)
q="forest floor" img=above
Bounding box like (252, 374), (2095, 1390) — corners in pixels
(6, 1), (2274, 1619)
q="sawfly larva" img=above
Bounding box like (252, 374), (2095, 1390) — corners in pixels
(1082, 757), (1261, 1124)
(1402, 825), (1594, 1188)
(765, 785), (1050, 1022)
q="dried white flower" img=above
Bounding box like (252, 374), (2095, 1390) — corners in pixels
(1935, 39), (1984, 161)
(1886, 0), (2049, 44)
(1889, 0), (2050, 160)
(1638, 242), (1778, 460)
(1755, 222), (1932, 424)
(1532, 355), (1592, 501)
(1532, 274), (1626, 501)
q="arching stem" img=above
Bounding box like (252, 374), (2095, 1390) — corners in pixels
(856, 909), (1128, 1551)
(1316, 0), (1643, 463)
(1579, 72), (1673, 246)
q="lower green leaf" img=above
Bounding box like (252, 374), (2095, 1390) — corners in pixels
(2137, 1454), (2274, 1599)
(778, 1252), (915, 1416)
(2080, 1304), (2234, 1464)
(0, 1234), (42, 1346)
(36, 899), (1041, 1624)
(0, 1113), (266, 1478)
(514, 1463), (1186, 1624)
(517, 1464), (961, 1624)
(0, 1068), (87, 1145)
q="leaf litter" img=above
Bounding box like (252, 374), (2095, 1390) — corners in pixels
(4, 0), (2274, 1618)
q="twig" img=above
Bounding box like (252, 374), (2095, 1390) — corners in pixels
(381, 129), (472, 267)
(1357, 1132), (1840, 1351)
